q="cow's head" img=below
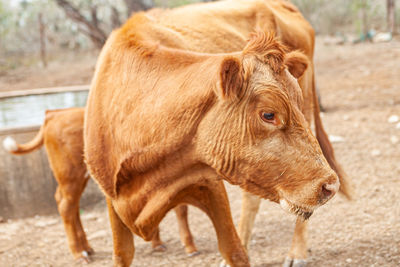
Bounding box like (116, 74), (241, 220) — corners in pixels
(196, 32), (339, 219)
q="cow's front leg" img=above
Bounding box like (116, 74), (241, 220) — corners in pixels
(220, 190), (261, 267)
(186, 182), (249, 267)
(238, 190), (262, 250)
(283, 217), (308, 267)
(107, 198), (135, 267)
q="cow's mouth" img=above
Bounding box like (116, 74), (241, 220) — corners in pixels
(279, 198), (314, 220)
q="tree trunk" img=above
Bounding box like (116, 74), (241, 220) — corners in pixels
(91, 5), (99, 29)
(124, 0), (154, 17)
(110, 6), (121, 29)
(38, 13), (47, 68)
(55, 0), (107, 48)
(387, 0), (396, 34)
(361, 0), (368, 40)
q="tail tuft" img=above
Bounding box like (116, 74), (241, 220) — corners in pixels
(3, 136), (18, 152)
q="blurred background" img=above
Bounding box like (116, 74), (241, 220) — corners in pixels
(0, 0), (398, 91)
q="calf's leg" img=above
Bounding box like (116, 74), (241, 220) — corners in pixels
(107, 198), (135, 267)
(75, 209), (94, 255)
(72, 177), (93, 256)
(174, 204), (198, 256)
(55, 186), (89, 261)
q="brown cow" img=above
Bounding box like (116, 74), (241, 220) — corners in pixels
(2, 107), (198, 262)
(84, 11), (339, 267)
(144, 1), (353, 265)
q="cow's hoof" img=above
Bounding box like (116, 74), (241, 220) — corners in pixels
(85, 248), (95, 255)
(219, 260), (230, 267)
(187, 251), (200, 257)
(283, 257), (307, 267)
(152, 244), (167, 252)
(76, 251), (92, 264)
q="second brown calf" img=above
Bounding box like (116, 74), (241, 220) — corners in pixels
(2, 107), (198, 262)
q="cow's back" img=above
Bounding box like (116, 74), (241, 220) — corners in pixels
(149, 0), (314, 56)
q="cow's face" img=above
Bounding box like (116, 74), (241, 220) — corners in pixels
(196, 33), (339, 219)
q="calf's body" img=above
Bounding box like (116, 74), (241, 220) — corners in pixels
(3, 107), (197, 262)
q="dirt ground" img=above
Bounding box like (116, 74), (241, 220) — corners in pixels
(0, 38), (399, 267)
(0, 51), (97, 92)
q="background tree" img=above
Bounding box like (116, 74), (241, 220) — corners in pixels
(387, 0), (396, 33)
(0, 0), (398, 73)
(38, 12), (47, 67)
(124, 0), (154, 16)
(54, 0), (157, 48)
(55, 0), (108, 48)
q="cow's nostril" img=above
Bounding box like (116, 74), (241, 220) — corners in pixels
(321, 183), (334, 199)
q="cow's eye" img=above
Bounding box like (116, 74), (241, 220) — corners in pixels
(261, 112), (277, 124)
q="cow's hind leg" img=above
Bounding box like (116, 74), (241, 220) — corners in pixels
(283, 218), (308, 267)
(150, 227), (167, 252)
(107, 198), (135, 267)
(237, 190), (261, 251)
(149, 205), (197, 255)
(174, 204), (198, 256)
(185, 182), (249, 267)
(55, 186), (89, 261)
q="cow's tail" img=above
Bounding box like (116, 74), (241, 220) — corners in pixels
(312, 75), (353, 200)
(3, 126), (44, 155)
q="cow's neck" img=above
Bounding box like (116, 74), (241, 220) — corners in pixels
(112, 147), (216, 240)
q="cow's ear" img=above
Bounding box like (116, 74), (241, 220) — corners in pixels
(219, 56), (244, 100)
(285, 51), (309, 78)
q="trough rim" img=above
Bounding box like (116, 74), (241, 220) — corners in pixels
(0, 85), (90, 99)
(0, 125), (41, 135)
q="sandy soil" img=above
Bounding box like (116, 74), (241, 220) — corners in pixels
(0, 38), (399, 266)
